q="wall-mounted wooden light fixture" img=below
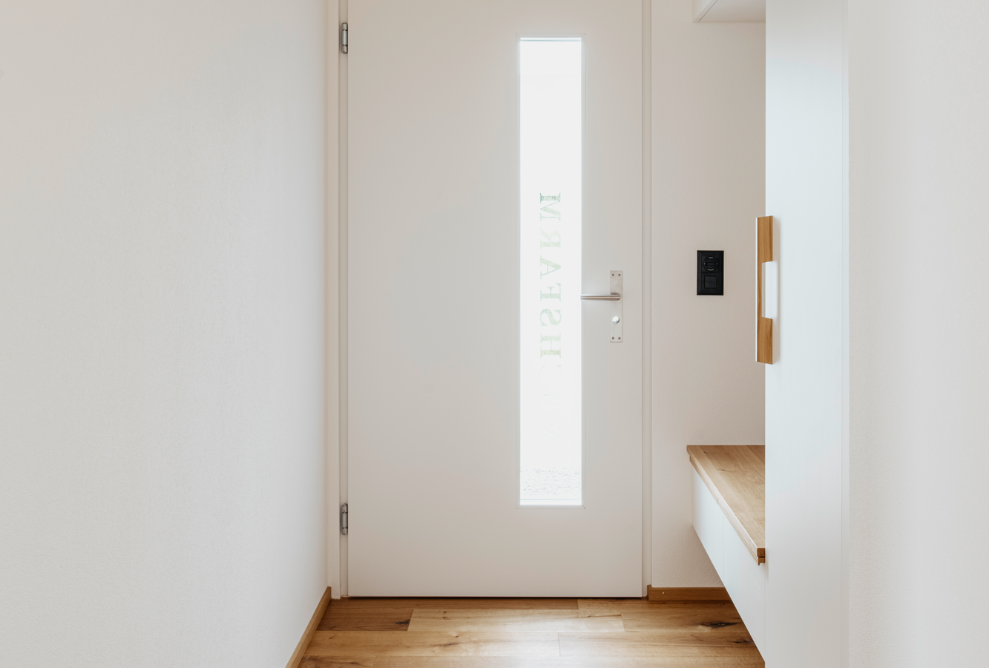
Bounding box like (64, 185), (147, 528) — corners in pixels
(757, 216), (774, 364)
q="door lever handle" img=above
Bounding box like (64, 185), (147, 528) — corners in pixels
(581, 271), (623, 343)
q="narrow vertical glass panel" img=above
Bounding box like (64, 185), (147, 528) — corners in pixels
(519, 38), (582, 506)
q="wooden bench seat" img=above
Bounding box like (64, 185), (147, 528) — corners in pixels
(688, 444), (767, 653)
(687, 445), (766, 564)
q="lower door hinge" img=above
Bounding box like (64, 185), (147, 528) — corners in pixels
(341, 23), (348, 54)
(340, 503), (349, 535)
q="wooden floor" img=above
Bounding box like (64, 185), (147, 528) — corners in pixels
(300, 597), (765, 667)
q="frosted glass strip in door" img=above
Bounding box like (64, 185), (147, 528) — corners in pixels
(519, 39), (583, 506)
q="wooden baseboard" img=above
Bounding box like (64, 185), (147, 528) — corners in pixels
(646, 586), (731, 602)
(286, 586), (331, 668)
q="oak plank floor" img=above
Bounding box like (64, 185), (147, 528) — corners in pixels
(301, 598), (765, 667)
(408, 610), (623, 633)
(575, 598), (657, 616)
(301, 659), (375, 668)
(319, 608), (415, 632)
(306, 632), (561, 658)
(371, 659), (764, 667)
(559, 631), (758, 655)
(326, 599), (578, 610)
(618, 604), (744, 633)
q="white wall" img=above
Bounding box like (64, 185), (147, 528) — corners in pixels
(0, 2), (328, 667)
(651, 0), (766, 587)
(848, 0), (989, 665)
(764, 0), (846, 665)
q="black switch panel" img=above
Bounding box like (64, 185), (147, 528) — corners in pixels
(697, 250), (724, 296)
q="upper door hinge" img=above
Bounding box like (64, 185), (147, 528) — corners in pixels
(341, 23), (348, 54)
(341, 503), (349, 535)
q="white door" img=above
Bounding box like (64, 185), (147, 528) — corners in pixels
(348, 0), (643, 597)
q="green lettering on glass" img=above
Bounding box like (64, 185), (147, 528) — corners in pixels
(540, 334), (562, 357)
(539, 193), (561, 220)
(540, 283), (561, 300)
(540, 257), (561, 276)
(540, 229), (561, 248)
(540, 309), (561, 326)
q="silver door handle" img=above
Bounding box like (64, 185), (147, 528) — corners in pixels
(582, 271), (623, 343)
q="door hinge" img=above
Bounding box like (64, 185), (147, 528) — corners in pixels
(340, 503), (349, 535)
(341, 23), (348, 54)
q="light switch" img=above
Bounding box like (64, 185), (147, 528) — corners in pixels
(697, 250), (724, 296)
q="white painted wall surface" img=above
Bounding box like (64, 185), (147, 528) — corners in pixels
(764, 0), (845, 665)
(0, 2), (327, 667)
(848, 0), (989, 665)
(651, 0), (765, 587)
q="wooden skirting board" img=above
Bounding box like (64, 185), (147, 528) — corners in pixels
(286, 586), (332, 668)
(646, 585), (731, 602)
